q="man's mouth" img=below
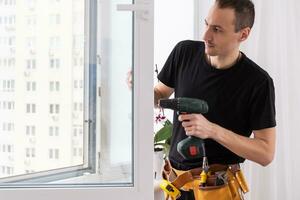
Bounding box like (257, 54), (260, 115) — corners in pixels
(205, 43), (215, 48)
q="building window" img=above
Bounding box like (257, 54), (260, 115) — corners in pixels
(73, 80), (83, 89)
(49, 58), (60, 69)
(2, 122), (14, 132)
(26, 126), (35, 136)
(73, 102), (83, 111)
(0, 101), (15, 110)
(25, 148), (35, 158)
(49, 104), (59, 114)
(49, 149), (59, 159)
(49, 126), (59, 136)
(49, 81), (59, 91)
(26, 81), (36, 91)
(8, 101), (14, 110)
(26, 104), (36, 113)
(26, 59), (36, 69)
(2, 80), (15, 91)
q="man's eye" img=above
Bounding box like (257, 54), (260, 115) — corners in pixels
(213, 27), (221, 32)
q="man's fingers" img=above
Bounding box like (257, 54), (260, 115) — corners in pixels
(126, 70), (133, 89)
(178, 114), (192, 121)
(182, 121), (193, 127)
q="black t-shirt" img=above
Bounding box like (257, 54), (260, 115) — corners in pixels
(158, 40), (276, 170)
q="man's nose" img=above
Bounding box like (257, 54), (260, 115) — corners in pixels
(202, 28), (212, 42)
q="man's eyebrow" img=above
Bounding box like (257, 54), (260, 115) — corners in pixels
(204, 19), (224, 30)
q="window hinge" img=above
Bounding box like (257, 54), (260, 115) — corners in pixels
(98, 86), (101, 97)
(84, 119), (92, 123)
(96, 54), (101, 65)
(97, 151), (101, 174)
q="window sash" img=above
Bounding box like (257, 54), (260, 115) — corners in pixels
(0, 0), (93, 183)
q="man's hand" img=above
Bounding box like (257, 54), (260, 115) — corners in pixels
(179, 113), (276, 166)
(126, 70), (132, 89)
(178, 114), (216, 139)
(154, 82), (174, 107)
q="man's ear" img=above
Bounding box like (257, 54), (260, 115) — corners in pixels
(239, 27), (251, 42)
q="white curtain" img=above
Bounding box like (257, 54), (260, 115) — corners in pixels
(198, 0), (300, 199)
(154, 0), (300, 199)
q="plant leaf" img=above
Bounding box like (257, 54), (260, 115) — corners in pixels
(164, 119), (172, 126)
(154, 123), (172, 143)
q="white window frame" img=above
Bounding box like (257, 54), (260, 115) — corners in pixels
(0, 0), (154, 199)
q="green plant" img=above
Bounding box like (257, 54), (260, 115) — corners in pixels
(154, 118), (173, 158)
(153, 68), (172, 157)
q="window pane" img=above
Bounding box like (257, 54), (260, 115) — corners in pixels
(96, 0), (133, 184)
(0, 0), (134, 187)
(0, 0), (85, 180)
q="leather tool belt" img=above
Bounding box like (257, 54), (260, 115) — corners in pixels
(161, 160), (249, 200)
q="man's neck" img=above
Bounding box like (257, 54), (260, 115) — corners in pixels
(208, 51), (241, 69)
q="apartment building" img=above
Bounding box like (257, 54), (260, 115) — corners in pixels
(0, 0), (85, 178)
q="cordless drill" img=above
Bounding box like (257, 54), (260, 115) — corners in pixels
(159, 97), (210, 196)
(158, 97), (209, 160)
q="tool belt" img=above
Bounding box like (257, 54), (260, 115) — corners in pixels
(160, 160), (249, 200)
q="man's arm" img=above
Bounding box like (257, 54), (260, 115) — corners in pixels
(213, 126), (276, 166)
(154, 82), (174, 107)
(179, 114), (276, 166)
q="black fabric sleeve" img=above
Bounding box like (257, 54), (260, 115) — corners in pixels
(249, 78), (276, 130)
(157, 41), (183, 88)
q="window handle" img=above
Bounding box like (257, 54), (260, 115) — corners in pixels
(116, 2), (150, 20)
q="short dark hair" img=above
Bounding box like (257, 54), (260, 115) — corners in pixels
(215, 0), (255, 32)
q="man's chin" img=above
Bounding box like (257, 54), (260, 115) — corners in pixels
(205, 49), (217, 56)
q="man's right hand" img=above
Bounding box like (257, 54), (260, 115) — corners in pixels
(154, 82), (174, 107)
(126, 70), (132, 90)
(126, 69), (174, 106)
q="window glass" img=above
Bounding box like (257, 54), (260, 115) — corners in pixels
(0, 0), (85, 180)
(0, 0), (134, 186)
(96, 0), (133, 184)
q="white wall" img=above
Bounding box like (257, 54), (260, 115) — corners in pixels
(154, 0), (194, 121)
(154, 0), (194, 76)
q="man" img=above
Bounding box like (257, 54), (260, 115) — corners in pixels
(155, 0), (276, 199)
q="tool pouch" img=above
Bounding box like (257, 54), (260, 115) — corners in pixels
(193, 169), (245, 200)
(161, 160), (248, 200)
(194, 184), (234, 200)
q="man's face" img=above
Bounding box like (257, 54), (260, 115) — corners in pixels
(202, 4), (241, 57)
